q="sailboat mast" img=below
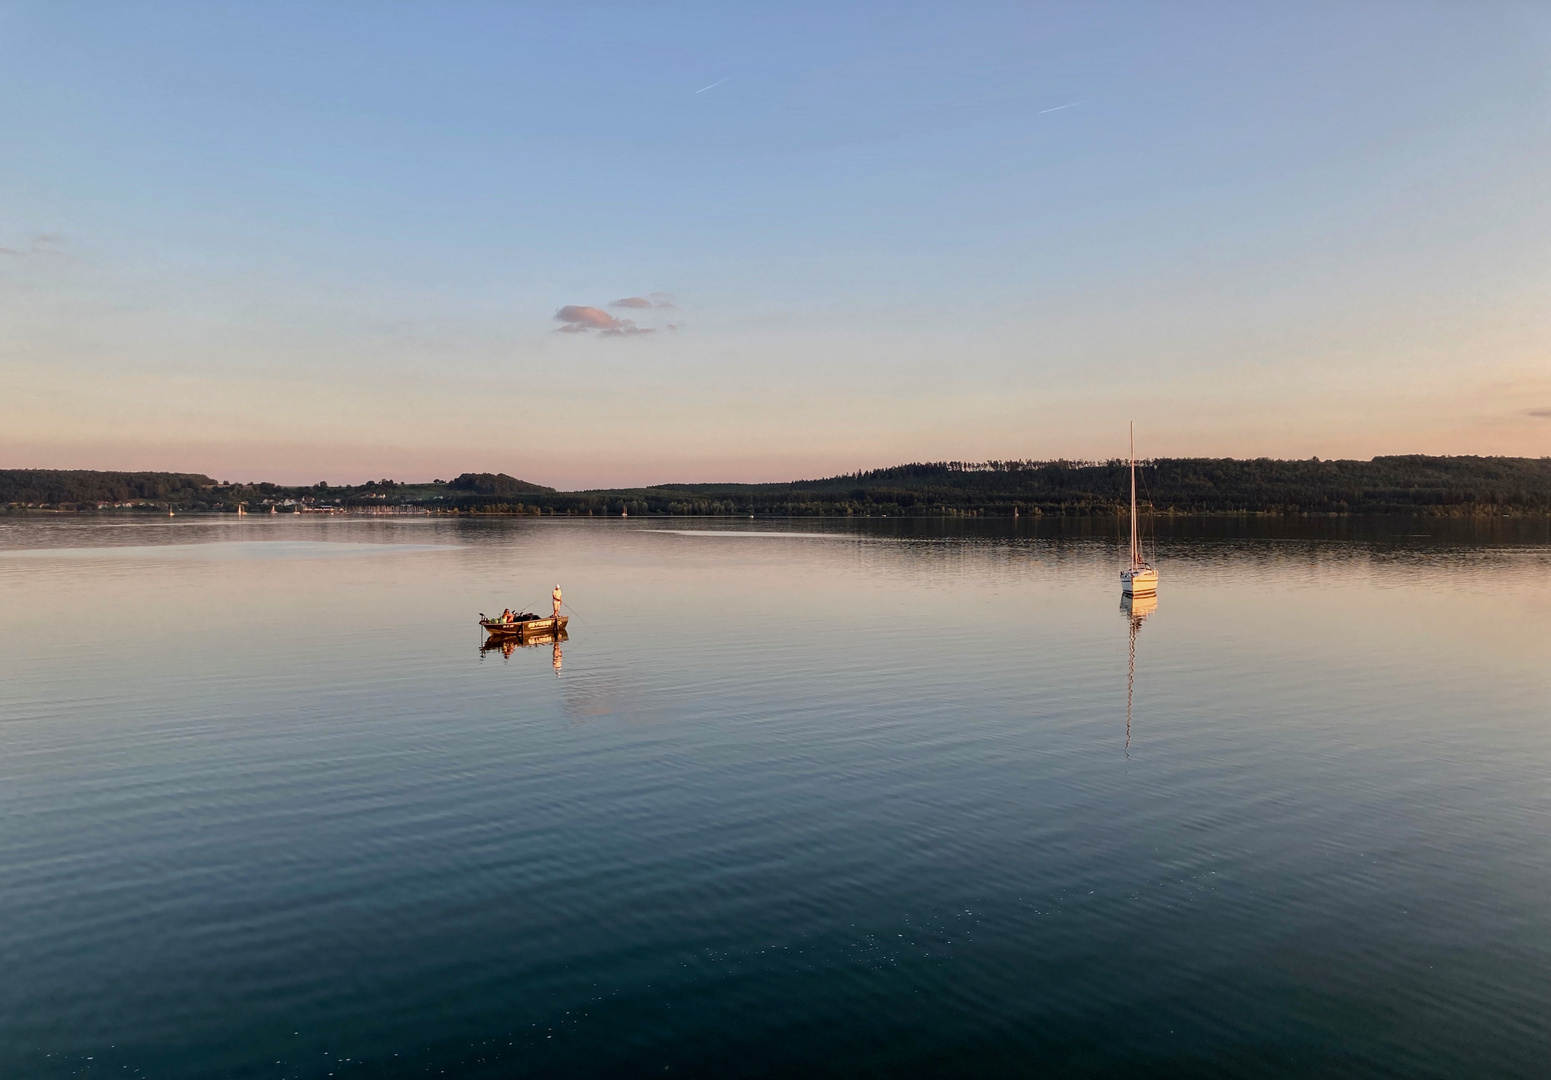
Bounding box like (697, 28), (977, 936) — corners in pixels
(1129, 422), (1139, 567)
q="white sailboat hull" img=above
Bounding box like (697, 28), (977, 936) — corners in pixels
(1122, 567), (1158, 596)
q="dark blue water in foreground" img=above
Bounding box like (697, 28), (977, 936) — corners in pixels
(2, 516), (1549, 1078)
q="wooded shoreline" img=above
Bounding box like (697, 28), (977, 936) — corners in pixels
(4, 456), (1550, 516)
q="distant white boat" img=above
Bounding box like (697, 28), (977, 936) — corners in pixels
(1121, 422), (1158, 597)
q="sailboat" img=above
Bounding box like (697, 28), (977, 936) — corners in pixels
(1121, 422), (1158, 597)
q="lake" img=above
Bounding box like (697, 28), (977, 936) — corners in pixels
(2, 515), (1548, 1077)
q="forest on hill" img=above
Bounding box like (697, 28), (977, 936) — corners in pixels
(0, 469), (218, 508)
(3, 457), (1549, 516)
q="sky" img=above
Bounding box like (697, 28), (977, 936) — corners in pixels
(2, 1), (1549, 487)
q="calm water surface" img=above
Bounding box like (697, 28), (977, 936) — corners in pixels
(2, 516), (1549, 1077)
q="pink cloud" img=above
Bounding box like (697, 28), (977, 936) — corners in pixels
(555, 299), (667, 337)
(555, 305), (620, 330)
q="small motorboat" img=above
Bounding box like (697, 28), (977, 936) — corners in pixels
(480, 613), (569, 640)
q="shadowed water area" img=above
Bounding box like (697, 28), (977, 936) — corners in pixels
(2, 515), (1548, 1078)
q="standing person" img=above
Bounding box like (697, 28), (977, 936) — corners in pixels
(551, 584), (563, 619)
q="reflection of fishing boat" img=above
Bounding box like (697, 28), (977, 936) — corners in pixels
(480, 615), (568, 640)
(481, 627), (568, 658)
(1121, 423), (1158, 597)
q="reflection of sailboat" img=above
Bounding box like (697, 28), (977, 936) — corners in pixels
(1122, 593), (1157, 752)
(1121, 422), (1158, 597)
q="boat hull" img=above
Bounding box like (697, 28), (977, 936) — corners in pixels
(1122, 567), (1158, 597)
(481, 616), (568, 639)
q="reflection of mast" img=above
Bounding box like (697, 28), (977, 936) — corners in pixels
(1121, 593), (1157, 754)
(1126, 614), (1136, 753)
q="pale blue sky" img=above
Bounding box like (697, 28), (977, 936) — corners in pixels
(3, 2), (1548, 485)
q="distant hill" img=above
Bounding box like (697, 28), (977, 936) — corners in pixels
(549, 456), (1551, 517)
(445, 472), (555, 496)
(760, 455), (1551, 515)
(4, 457), (1549, 515)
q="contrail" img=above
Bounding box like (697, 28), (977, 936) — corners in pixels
(694, 79), (728, 94)
(1039, 101), (1080, 113)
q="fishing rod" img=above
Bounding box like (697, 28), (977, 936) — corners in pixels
(512, 596), (585, 623)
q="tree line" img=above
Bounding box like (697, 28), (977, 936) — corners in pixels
(4, 458), (1550, 515)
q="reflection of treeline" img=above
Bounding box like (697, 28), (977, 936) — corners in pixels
(5, 458), (1551, 515)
